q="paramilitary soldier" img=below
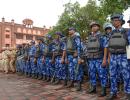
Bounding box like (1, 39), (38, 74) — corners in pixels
(106, 14), (130, 100)
(35, 37), (45, 80)
(53, 32), (67, 85)
(20, 43), (26, 75)
(104, 23), (123, 93)
(24, 43), (31, 77)
(87, 22), (108, 97)
(16, 45), (22, 75)
(103, 22), (113, 88)
(28, 40), (37, 78)
(66, 27), (83, 91)
(44, 35), (55, 82)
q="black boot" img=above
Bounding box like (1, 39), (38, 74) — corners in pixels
(17, 71), (21, 75)
(31, 74), (35, 78)
(66, 81), (74, 88)
(53, 78), (60, 85)
(36, 74), (39, 79)
(106, 94), (117, 100)
(127, 94), (130, 100)
(24, 72), (27, 76)
(18, 71), (23, 76)
(120, 95), (128, 100)
(34, 73), (38, 79)
(27, 73), (31, 77)
(50, 77), (55, 84)
(38, 74), (43, 80)
(76, 81), (82, 91)
(46, 76), (50, 82)
(20, 71), (24, 75)
(88, 85), (96, 94)
(42, 75), (46, 81)
(117, 82), (120, 93)
(99, 87), (106, 97)
(63, 80), (67, 86)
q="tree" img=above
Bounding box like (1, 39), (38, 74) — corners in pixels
(50, 0), (100, 38)
(50, 0), (130, 38)
(49, 2), (81, 36)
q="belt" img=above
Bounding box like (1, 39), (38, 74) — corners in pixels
(29, 55), (35, 57)
(67, 52), (74, 55)
(17, 56), (24, 60)
(111, 52), (126, 55)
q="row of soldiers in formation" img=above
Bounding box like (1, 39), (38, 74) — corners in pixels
(0, 13), (130, 100)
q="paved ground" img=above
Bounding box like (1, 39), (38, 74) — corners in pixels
(0, 73), (124, 100)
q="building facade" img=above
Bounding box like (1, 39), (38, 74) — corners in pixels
(0, 18), (49, 52)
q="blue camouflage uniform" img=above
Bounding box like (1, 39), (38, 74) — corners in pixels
(21, 45), (27, 74)
(87, 32), (108, 88)
(67, 34), (83, 81)
(128, 28), (130, 69)
(36, 42), (45, 77)
(45, 42), (55, 77)
(105, 32), (123, 84)
(28, 43), (37, 75)
(17, 45), (26, 74)
(107, 28), (130, 95)
(16, 45), (22, 73)
(103, 32), (111, 81)
(54, 39), (67, 80)
(24, 45), (31, 74)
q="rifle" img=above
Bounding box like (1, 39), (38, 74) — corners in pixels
(74, 59), (80, 80)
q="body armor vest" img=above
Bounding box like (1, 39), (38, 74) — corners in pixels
(44, 44), (52, 57)
(35, 45), (40, 58)
(66, 36), (76, 55)
(108, 29), (128, 54)
(87, 34), (103, 59)
(54, 42), (62, 56)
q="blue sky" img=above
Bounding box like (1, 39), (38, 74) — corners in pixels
(0, 0), (129, 28)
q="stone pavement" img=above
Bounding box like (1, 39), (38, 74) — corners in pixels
(0, 73), (124, 100)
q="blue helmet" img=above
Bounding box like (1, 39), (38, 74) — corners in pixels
(55, 31), (64, 37)
(127, 20), (130, 23)
(69, 27), (76, 31)
(103, 22), (114, 30)
(111, 14), (125, 25)
(37, 37), (44, 42)
(30, 40), (35, 44)
(111, 14), (123, 21)
(16, 44), (22, 48)
(90, 21), (100, 28)
(122, 19), (125, 25)
(45, 34), (52, 40)
(16, 45), (20, 48)
(128, 16), (130, 23)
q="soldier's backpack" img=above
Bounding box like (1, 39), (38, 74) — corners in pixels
(108, 28), (128, 54)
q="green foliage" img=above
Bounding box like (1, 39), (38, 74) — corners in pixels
(50, 0), (130, 38)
